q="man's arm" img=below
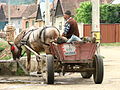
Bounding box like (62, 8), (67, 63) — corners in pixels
(62, 22), (70, 36)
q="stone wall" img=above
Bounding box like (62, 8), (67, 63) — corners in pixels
(0, 56), (38, 75)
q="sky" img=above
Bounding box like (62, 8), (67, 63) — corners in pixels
(112, 0), (120, 4)
(40, 1), (53, 19)
(40, 0), (53, 2)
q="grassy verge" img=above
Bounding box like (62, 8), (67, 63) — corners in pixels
(0, 40), (11, 60)
(0, 42), (8, 51)
(101, 42), (120, 46)
(0, 55), (11, 60)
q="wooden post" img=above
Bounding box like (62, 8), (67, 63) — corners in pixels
(6, 25), (15, 42)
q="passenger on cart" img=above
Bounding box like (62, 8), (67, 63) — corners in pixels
(57, 10), (81, 44)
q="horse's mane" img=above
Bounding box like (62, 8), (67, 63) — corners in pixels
(14, 30), (26, 45)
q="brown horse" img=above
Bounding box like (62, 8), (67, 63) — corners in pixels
(8, 26), (60, 73)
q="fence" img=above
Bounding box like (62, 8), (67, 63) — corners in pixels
(84, 24), (120, 43)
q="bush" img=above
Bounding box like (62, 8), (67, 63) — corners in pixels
(75, 2), (120, 24)
(75, 1), (92, 24)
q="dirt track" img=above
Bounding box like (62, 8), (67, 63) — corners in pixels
(0, 46), (120, 90)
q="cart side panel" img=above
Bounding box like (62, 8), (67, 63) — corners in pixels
(59, 43), (97, 61)
(50, 43), (97, 63)
(78, 43), (97, 60)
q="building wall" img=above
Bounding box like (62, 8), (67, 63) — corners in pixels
(22, 18), (36, 30)
(53, 16), (65, 35)
(11, 18), (22, 35)
(22, 18), (45, 30)
(35, 21), (45, 28)
(0, 21), (7, 30)
(11, 18), (22, 29)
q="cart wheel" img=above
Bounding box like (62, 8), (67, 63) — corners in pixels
(46, 55), (54, 84)
(93, 55), (104, 84)
(81, 72), (92, 79)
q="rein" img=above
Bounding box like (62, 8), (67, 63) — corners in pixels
(21, 51), (26, 57)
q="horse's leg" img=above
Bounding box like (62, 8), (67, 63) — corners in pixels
(36, 54), (41, 74)
(26, 49), (31, 73)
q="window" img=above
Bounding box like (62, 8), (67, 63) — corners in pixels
(59, 22), (62, 30)
(32, 20), (34, 25)
(26, 21), (29, 28)
(18, 20), (21, 24)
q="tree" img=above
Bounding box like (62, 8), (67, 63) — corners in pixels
(75, 2), (120, 24)
(100, 4), (119, 23)
(74, 1), (92, 24)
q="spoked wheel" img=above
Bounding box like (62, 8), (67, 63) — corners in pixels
(81, 72), (92, 79)
(44, 55), (54, 84)
(93, 55), (104, 84)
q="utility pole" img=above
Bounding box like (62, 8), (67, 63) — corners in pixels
(6, 0), (16, 41)
(8, 0), (11, 24)
(91, 0), (100, 42)
(37, 0), (40, 4)
(45, 0), (50, 26)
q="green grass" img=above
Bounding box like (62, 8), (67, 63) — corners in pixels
(0, 42), (8, 51)
(101, 42), (120, 46)
(0, 55), (11, 60)
(0, 40), (11, 60)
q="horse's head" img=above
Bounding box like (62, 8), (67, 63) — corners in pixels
(8, 41), (22, 60)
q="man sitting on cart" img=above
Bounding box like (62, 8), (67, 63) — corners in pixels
(62, 10), (81, 43)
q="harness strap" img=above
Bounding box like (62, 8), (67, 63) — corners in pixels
(21, 51), (26, 57)
(21, 29), (38, 45)
(39, 26), (60, 46)
(39, 26), (50, 46)
(24, 29), (38, 38)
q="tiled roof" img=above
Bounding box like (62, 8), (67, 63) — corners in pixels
(22, 4), (38, 18)
(28, 11), (37, 18)
(2, 4), (27, 18)
(0, 4), (6, 21)
(0, 4), (38, 19)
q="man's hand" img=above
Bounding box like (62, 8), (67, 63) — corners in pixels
(62, 33), (66, 37)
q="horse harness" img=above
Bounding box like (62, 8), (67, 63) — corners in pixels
(21, 26), (58, 46)
(39, 27), (49, 46)
(39, 26), (60, 46)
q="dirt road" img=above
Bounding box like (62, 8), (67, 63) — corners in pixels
(0, 46), (120, 90)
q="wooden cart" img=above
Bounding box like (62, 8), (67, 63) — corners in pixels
(44, 42), (104, 84)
